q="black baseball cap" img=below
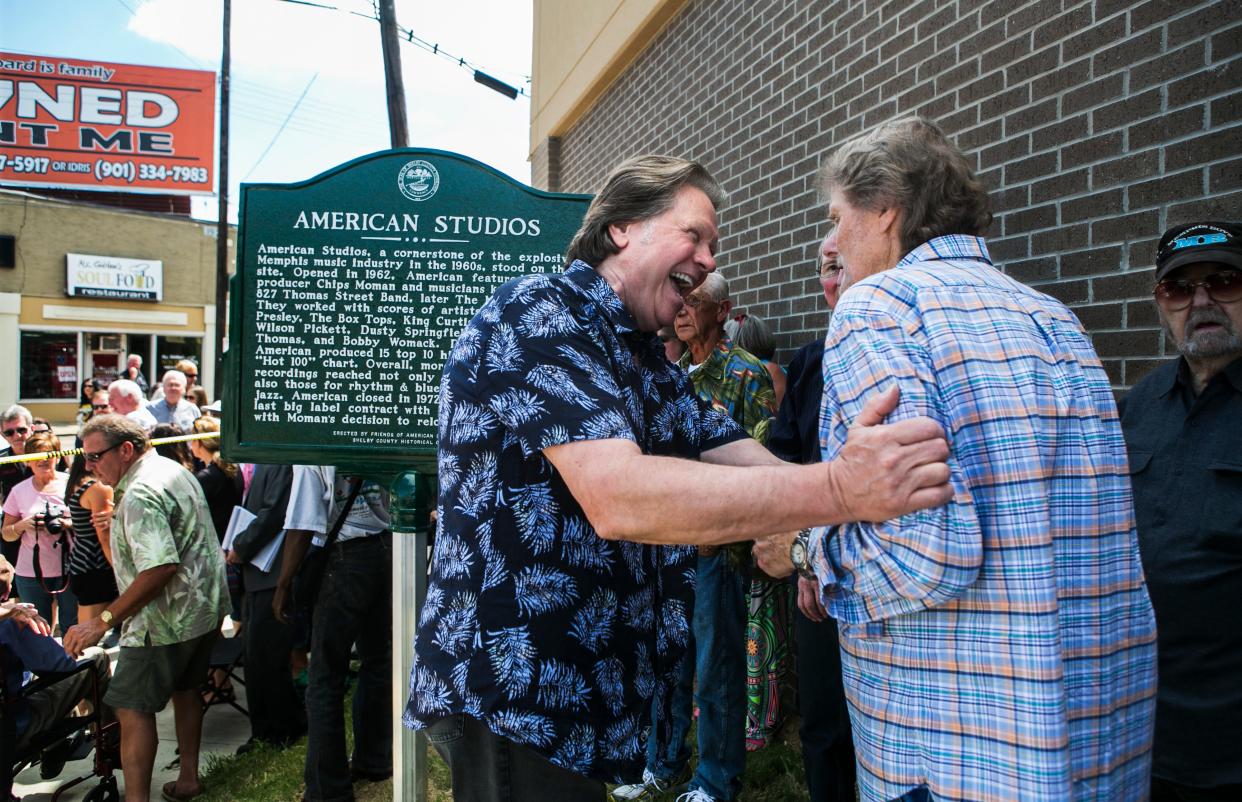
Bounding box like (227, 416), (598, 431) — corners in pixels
(1155, 221), (1242, 281)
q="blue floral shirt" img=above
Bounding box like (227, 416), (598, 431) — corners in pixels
(404, 260), (747, 782)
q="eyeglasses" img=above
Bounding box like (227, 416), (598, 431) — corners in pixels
(682, 295), (712, 308)
(817, 259), (842, 280)
(1154, 271), (1242, 310)
(82, 441), (124, 463)
(2, 426), (28, 438)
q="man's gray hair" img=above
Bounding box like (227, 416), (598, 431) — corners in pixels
(697, 272), (730, 304)
(1, 404), (32, 426)
(81, 414), (149, 454)
(821, 116), (993, 253)
(127, 353), (143, 366)
(162, 369), (187, 384)
(565, 154), (727, 267)
(107, 379), (144, 404)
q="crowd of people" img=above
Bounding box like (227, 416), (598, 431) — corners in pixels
(3, 114), (1240, 802)
(1, 359), (395, 802)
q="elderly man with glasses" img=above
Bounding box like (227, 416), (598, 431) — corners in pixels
(1119, 221), (1242, 802)
(63, 414), (227, 802)
(0, 405), (35, 575)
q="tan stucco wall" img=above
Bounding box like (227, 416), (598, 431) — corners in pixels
(0, 190), (228, 305)
(530, 0), (686, 157)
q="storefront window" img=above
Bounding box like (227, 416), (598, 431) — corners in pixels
(20, 331), (80, 399)
(155, 335), (203, 376)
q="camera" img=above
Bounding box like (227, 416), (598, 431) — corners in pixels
(41, 501), (66, 536)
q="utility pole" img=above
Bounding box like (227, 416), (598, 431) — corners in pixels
(378, 0), (408, 148)
(213, 0), (231, 401)
(378, 3), (420, 800)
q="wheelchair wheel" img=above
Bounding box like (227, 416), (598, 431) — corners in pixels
(83, 774), (119, 802)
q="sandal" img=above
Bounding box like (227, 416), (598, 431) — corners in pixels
(161, 780), (204, 802)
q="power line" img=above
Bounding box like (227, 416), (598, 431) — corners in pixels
(242, 72), (319, 181)
(274, 0), (531, 98)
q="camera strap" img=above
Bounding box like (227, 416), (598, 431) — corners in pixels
(31, 503), (71, 595)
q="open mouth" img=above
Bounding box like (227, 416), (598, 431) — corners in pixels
(670, 271), (693, 294)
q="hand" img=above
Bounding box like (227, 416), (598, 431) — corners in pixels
(0, 602), (52, 636)
(272, 580), (291, 624)
(797, 577), (828, 622)
(91, 509), (112, 534)
(827, 385), (953, 522)
(17, 513), (39, 535)
(226, 550), (241, 565)
(63, 618), (108, 658)
(752, 531), (798, 579)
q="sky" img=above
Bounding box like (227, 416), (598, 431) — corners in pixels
(0, 0), (534, 223)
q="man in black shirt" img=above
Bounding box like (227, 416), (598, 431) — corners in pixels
(1119, 221), (1242, 802)
(766, 236), (855, 802)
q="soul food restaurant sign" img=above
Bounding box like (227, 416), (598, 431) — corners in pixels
(223, 148), (590, 473)
(66, 252), (163, 301)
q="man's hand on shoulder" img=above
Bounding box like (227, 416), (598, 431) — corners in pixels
(828, 385), (953, 522)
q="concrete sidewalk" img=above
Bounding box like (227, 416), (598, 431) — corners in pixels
(13, 628), (251, 802)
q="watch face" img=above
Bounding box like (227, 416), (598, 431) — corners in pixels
(790, 539), (806, 568)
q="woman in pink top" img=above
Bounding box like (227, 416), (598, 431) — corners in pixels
(0, 431), (78, 631)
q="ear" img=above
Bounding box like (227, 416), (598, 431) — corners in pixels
(608, 220), (634, 251)
(716, 299), (733, 325)
(877, 205), (901, 236)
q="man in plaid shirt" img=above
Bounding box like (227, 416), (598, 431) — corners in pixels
(756, 117), (1157, 802)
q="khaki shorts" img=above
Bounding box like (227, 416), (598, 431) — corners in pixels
(104, 629), (218, 714)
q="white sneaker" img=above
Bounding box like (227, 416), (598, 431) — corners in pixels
(610, 769), (675, 802)
(674, 790), (717, 802)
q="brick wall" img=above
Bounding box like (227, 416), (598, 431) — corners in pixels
(538, 0), (1241, 388)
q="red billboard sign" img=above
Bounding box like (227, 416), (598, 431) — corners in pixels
(0, 52), (216, 195)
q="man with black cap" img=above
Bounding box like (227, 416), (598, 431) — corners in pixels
(1119, 220), (1242, 802)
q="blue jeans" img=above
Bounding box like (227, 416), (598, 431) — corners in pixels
(647, 551), (747, 800)
(15, 574), (77, 632)
(304, 535), (392, 802)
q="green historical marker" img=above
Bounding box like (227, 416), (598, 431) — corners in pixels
(222, 148), (591, 473)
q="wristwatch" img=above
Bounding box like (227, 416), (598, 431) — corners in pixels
(789, 528), (816, 580)
(99, 609), (115, 629)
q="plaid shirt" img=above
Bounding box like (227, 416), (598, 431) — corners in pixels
(810, 235), (1157, 802)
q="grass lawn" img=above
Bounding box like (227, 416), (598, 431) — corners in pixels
(198, 707), (811, 801)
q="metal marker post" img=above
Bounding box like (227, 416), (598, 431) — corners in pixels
(390, 469), (433, 802)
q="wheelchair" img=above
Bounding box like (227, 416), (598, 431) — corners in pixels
(0, 652), (120, 802)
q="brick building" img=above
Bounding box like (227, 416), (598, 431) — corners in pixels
(530, 0), (1240, 389)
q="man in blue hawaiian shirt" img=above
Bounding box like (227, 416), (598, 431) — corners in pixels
(405, 155), (954, 802)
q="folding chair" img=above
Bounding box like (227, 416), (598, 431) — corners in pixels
(200, 633), (247, 717)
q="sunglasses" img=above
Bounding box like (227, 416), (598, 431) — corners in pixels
(1154, 271), (1242, 310)
(92, 404), (111, 411)
(2, 426), (28, 438)
(82, 441), (124, 464)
